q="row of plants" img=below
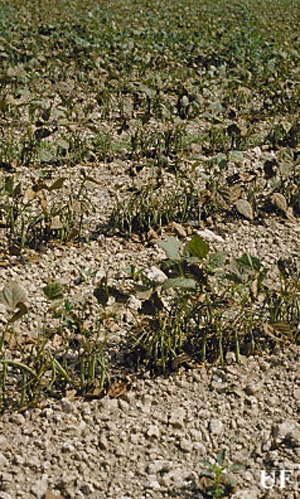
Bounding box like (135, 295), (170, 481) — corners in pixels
(1, 234), (299, 412)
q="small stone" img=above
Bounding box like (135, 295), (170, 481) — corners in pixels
(61, 441), (75, 452)
(0, 452), (8, 467)
(169, 409), (185, 429)
(210, 380), (228, 393)
(118, 399), (129, 411)
(272, 421), (298, 444)
(144, 477), (161, 490)
(147, 460), (172, 474)
(0, 435), (8, 449)
(146, 425), (160, 439)
(98, 436), (109, 451)
(30, 476), (48, 498)
(146, 266), (168, 284)
(80, 483), (94, 495)
(197, 229), (224, 242)
(60, 398), (74, 413)
(226, 352), (237, 364)
(209, 419), (223, 435)
(293, 388), (300, 401)
(232, 489), (259, 499)
(179, 438), (193, 453)
(244, 382), (263, 396)
(9, 413), (25, 425)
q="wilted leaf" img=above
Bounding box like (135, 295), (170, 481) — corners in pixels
(215, 187), (231, 209)
(8, 302), (28, 323)
(0, 282), (27, 312)
(285, 207), (296, 223)
(50, 215), (63, 229)
(162, 277), (196, 290)
(271, 192), (287, 213)
(158, 236), (182, 261)
(38, 192), (48, 215)
(45, 490), (65, 499)
(39, 148), (54, 162)
(250, 279), (258, 300)
(235, 199), (253, 220)
(263, 322), (293, 342)
(48, 177), (66, 191)
(107, 379), (129, 398)
(230, 184), (242, 202)
(24, 186), (37, 202)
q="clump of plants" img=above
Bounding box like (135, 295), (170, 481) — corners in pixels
(0, 170), (96, 252)
(110, 176), (203, 235)
(0, 281), (110, 412)
(126, 234), (300, 372)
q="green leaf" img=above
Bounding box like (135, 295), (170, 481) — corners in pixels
(207, 252), (227, 271)
(158, 236), (182, 261)
(201, 460), (212, 468)
(56, 138), (69, 150)
(5, 176), (14, 195)
(43, 281), (64, 301)
(201, 469), (213, 477)
(236, 253), (261, 272)
(162, 277), (196, 290)
(229, 464), (245, 473)
(217, 449), (226, 465)
(229, 150), (244, 162)
(39, 148), (54, 162)
(186, 234), (209, 259)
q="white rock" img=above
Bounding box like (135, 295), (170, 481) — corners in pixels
(197, 229), (225, 243)
(209, 419), (224, 435)
(146, 425), (160, 439)
(30, 476), (48, 498)
(179, 438), (193, 453)
(146, 266), (168, 284)
(144, 477), (161, 490)
(232, 489), (259, 499)
(147, 460), (172, 474)
(169, 409), (185, 429)
(0, 452), (8, 468)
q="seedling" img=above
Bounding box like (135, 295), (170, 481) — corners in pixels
(200, 450), (244, 498)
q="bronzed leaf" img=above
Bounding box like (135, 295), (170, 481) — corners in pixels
(271, 192), (287, 213)
(0, 282), (27, 312)
(235, 199), (253, 220)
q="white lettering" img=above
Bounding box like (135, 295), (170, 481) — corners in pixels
(261, 470), (276, 489)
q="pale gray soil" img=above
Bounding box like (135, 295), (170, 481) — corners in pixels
(0, 145), (299, 499)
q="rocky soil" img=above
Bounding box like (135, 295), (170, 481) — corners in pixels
(0, 149), (299, 499)
(0, 346), (299, 499)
